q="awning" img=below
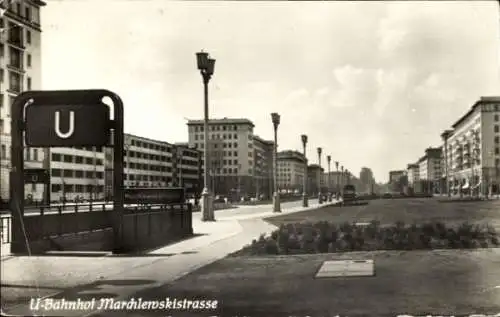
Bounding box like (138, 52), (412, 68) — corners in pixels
(462, 183), (470, 189)
(472, 182), (482, 189)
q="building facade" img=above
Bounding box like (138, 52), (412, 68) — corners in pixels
(406, 163), (420, 193)
(0, 0), (46, 203)
(253, 135), (273, 199)
(49, 147), (105, 202)
(307, 164), (324, 196)
(187, 118), (273, 197)
(277, 150), (306, 193)
(416, 147), (442, 194)
(104, 134), (202, 199)
(443, 97), (500, 196)
(388, 170), (407, 193)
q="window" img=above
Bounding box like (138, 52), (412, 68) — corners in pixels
(9, 46), (23, 69)
(495, 114), (499, 122)
(26, 30), (31, 44)
(63, 155), (73, 163)
(63, 170), (72, 178)
(495, 125), (500, 133)
(496, 147), (500, 155)
(31, 183), (36, 191)
(51, 184), (61, 193)
(9, 71), (22, 92)
(25, 6), (31, 20)
(0, 69), (3, 83)
(16, 3), (20, 14)
(0, 43), (4, 58)
(0, 144), (6, 159)
(75, 156), (83, 164)
(27, 77), (32, 90)
(0, 119), (3, 134)
(27, 54), (31, 67)
(51, 169), (61, 177)
(33, 149), (38, 161)
(496, 136), (500, 144)
(51, 153), (61, 161)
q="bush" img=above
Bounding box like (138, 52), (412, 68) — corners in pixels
(233, 221), (500, 256)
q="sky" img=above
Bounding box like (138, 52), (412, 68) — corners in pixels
(40, 0), (500, 183)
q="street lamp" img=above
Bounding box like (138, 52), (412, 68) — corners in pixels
(301, 134), (308, 207)
(196, 50), (216, 221)
(317, 147), (323, 204)
(327, 155), (332, 202)
(441, 130), (452, 197)
(271, 112), (281, 212)
(335, 161), (339, 199)
(340, 165), (344, 199)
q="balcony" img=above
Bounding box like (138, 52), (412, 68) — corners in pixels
(7, 36), (25, 50)
(7, 60), (24, 73)
(7, 84), (22, 94)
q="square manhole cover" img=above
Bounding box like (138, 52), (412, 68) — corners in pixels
(315, 259), (374, 278)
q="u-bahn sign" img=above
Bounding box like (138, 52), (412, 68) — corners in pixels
(25, 103), (110, 147)
(10, 90), (125, 254)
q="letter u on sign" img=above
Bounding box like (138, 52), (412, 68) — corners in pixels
(54, 111), (75, 139)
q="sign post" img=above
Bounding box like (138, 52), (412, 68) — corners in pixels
(10, 90), (125, 254)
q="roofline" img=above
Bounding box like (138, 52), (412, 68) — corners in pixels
(125, 133), (174, 146)
(187, 118), (255, 128)
(450, 96), (499, 129)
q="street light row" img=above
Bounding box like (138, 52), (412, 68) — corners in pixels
(195, 50), (354, 220)
(272, 115), (353, 212)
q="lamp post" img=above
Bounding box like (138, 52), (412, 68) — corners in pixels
(271, 112), (281, 212)
(441, 130), (452, 197)
(327, 155), (332, 202)
(301, 134), (308, 207)
(196, 50), (216, 221)
(340, 165), (344, 199)
(317, 147), (323, 204)
(335, 161), (339, 199)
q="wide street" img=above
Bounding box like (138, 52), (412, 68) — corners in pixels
(2, 197), (493, 317)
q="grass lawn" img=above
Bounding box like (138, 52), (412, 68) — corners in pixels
(98, 249), (500, 317)
(266, 198), (500, 229)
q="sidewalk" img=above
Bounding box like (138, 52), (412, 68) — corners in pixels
(1, 199), (337, 316)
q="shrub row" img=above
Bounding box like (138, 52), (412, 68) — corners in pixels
(231, 220), (499, 256)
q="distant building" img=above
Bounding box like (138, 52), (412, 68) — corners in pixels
(441, 97), (500, 196)
(416, 147), (442, 194)
(388, 170), (406, 193)
(307, 164), (324, 196)
(277, 150), (306, 193)
(104, 134), (202, 199)
(253, 135), (274, 199)
(187, 118), (273, 197)
(406, 163), (420, 193)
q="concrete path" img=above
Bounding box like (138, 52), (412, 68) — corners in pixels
(0, 199), (336, 316)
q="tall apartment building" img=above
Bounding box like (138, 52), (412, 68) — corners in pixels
(253, 135), (273, 199)
(104, 134), (202, 199)
(406, 163), (420, 192)
(0, 0), (46, 203)
(276, 150), (306, 193)
(415, 147), (442, 194)
(441, 96), (500, 195)
(187, 118), (273, 197)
